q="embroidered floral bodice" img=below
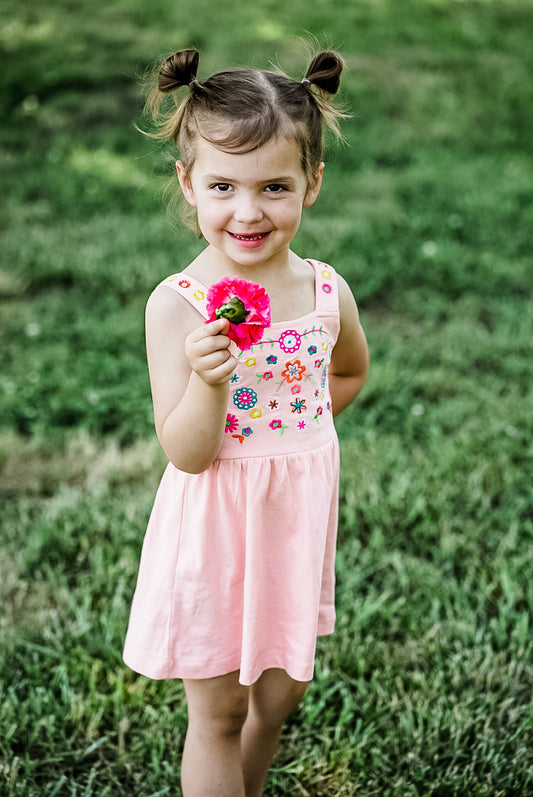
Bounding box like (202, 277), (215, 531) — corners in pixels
(162, 259), (340, 459)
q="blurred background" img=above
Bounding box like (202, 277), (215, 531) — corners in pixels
(1, 1), (532, 794)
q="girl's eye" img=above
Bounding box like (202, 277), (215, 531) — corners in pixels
(265, 184), (287, 193)
(211, 183), (232, 192)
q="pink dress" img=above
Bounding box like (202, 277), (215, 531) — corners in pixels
(123, 259), (340, 686)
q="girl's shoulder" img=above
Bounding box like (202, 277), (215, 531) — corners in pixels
(146, 275), (205, 338)
(334, 271), (357, 304)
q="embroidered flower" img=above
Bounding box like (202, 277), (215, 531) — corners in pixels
(269, 419), (289, 435)
(250, 409), (262, 419)
(322, 342), (329, 351)
(225, 414), (239, 433)
(281, 360), (306, 383)
(297, 420), (307, 431)
(314, 359), (323, 369)
(194, 290), (205, 301)
(263, 371), (273, 380)
(291, 398), (307, 414)
(206, 276), (271, 351)
(279, 330), (301, 354)
(291, 384), (301, 395)
(321, 269), (332, 280)
(178, 279), (191, 288)
(321, 283), (332, 294)
(314, 406), (324, 423)
(230, 373), (241, 384)
(242, 427), (253, 437)
(245, 357), (256, 367)
(266, 354), (278, 365)
(268, 399), (279, 410)
(308, 345), (317, 355)
(233, 388), (258, 410)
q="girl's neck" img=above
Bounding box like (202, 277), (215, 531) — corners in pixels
(184, 246), (316, 323)
(186, 244), (296, 287)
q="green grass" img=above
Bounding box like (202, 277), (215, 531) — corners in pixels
(1, 0), (532, 794)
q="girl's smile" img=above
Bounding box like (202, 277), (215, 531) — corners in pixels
(177, 135), (323, 271)
(227, 230), (272, 248)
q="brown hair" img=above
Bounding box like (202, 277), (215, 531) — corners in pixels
(143, 48), (346, 232)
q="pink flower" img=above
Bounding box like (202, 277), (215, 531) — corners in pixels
(225, 414), (239, 433)
(269, 419), (288, 435)
(206, 276), (271, 351)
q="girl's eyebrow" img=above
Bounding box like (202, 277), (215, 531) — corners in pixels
(266, 176), (298, 186)
(204, 175), (233, 183)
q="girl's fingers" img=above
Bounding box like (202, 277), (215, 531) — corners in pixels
(209, 353), (239, 379)
(203, 317), (229, 336)
(188, 319), (231, 350)
(194, 349), (238, 385)
(190, 317), (229, 342)
(185, 319), (238, 384)
(200, 348), (233, 371)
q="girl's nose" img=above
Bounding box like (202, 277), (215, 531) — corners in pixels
(233, 195), (264, 224)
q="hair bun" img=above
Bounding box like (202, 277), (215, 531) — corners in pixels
(158, 49), (200, 93)
(304, 50), (344, 95)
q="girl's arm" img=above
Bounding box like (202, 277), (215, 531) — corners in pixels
(329, 275), (370, 416)
(145, 285), (238, 473)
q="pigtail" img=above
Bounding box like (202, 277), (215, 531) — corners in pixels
(301, 50), (347, 140)
(303, 51), (344, 96)
(141, 49), (203, 146)
(158, 49), (200, 93)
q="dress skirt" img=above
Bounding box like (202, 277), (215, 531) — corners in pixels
(123, 438), (339, 686)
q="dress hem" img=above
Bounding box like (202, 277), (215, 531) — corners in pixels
(123, 652), (328, 687)
(123, 619), (335, 686)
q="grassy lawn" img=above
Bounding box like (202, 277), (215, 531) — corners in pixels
(1, 0), (532, 794)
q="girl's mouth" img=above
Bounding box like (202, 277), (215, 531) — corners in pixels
(228, 231), (271, 248)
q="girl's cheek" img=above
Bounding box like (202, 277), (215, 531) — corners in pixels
(209, 209), (233, 227)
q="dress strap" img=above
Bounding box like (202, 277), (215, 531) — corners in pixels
(307, 259), (339, 315)
(161, 262), (338, 319)
(160, 273), (209, 319)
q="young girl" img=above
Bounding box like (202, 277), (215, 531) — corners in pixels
(123, 48), (369, 796)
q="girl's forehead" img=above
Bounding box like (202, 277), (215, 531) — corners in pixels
(191, 135), (306, 179)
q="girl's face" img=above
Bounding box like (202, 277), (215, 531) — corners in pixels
(176, 134), (323, 271)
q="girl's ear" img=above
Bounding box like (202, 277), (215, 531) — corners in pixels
(176, 160), (197, 206)
(303, 162), (325, 208)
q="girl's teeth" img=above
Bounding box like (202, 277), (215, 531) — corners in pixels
(233, 233), (265, 240)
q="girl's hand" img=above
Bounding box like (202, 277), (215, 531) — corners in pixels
(185, 318), (238, 386)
